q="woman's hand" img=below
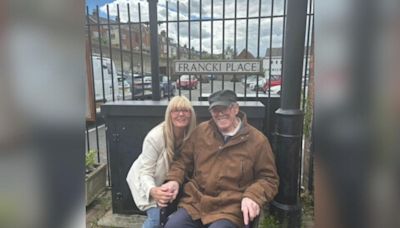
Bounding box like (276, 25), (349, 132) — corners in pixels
(150, 186), (174, 207)
(161, 181), (179, 202)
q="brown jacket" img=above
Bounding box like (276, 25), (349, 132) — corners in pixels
(166, 112), (279, 226)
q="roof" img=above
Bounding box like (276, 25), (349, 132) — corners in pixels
(264, 47), (283, 57)
(237, 49), (255, 59)
(88, 12), (111, 24)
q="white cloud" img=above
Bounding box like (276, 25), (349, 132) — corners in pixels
(95, 0), (287, 56)
(98, 0), (150, 22)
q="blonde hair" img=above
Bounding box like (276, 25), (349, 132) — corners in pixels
(163, 96), (196, 163)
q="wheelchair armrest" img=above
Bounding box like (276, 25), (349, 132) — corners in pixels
(248, 214), (260, 228)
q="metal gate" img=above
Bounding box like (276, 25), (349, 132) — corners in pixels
(85, 1), (314, 219)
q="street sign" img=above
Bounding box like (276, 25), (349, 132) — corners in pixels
(173, 59), (263, 75)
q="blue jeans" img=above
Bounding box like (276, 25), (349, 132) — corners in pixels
(143, 207), (160, 228)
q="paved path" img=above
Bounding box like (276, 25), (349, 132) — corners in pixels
(86, 189), (146, 228)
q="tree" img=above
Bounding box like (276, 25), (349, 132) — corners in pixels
(225, 45), (236, 59)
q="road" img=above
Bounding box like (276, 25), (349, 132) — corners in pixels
(175, 79), (267, 100)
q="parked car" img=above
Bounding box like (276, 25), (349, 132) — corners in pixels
(176, 75), (198, 90)
(230, 75), (240, 82)
(196, 75), (209, 83)
(116, 77), (131, 97)
(117, 71), (138, 86)
(208, 74), (216, 81)
(241, 75), (259, 87)
(265, 85), (281, 95)
(134, 74), (152, 89)
(249, 78), (266, 91)
(92, 56), (131, 102)
(131, 74), (176, 99)
(195, 74), (216, 83)
(159, 75), (176, 97)
(262, 75), (282, 93)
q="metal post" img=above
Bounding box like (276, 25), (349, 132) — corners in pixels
(270, 0), (308, 226)
(148, 0), (160, 100)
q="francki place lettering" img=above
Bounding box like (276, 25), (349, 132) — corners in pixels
(174, 60), (262, 74)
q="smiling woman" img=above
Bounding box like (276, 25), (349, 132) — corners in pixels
(126, 96), (197, 228)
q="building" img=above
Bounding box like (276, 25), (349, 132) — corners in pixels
(263, 47), (310, 77)
(263, 47), (283, 76)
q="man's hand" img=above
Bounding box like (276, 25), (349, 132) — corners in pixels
(241, 197), (260, 225)
(150, 186), (174, 207)
(160, 181), (180, 203)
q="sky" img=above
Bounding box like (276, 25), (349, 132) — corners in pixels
(85, 0), (313, 56)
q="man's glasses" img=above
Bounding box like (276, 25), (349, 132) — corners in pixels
(209, 105), (233, 115)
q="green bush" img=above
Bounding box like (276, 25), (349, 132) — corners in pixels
(260, 214), (280, 228)
(85, 150), (97, 170)
(303, 95), (313, 139)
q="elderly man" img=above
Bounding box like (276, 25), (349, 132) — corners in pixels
(162, 90), (279, 227)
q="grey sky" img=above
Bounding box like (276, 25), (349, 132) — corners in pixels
(97, 0), (290, 56)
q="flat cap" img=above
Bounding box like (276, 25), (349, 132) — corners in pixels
(208, 90), (238, 109)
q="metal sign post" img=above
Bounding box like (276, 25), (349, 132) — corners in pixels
(270, 0), (308, 226)
(148, 0), (160, 100)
